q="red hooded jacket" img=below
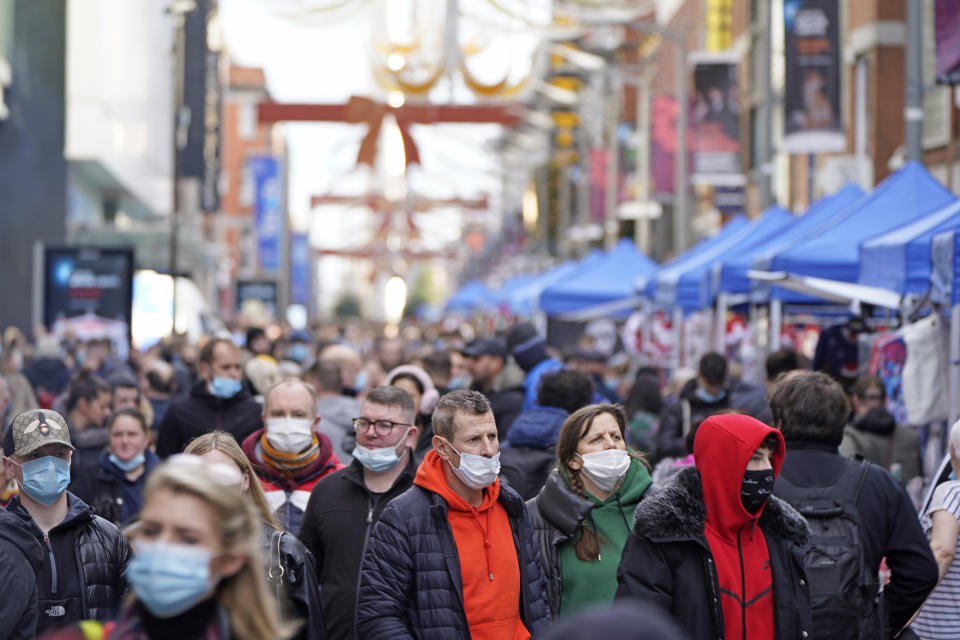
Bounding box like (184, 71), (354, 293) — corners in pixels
(694, 414), (785, 640)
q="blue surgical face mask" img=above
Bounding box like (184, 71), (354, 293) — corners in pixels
(353, 431), (410, 473)
(127, 541), (215, 618)
(109, 451), (145, 472)
(447, 375), (470, 390)
(12, 456), (71, 505)
(353, 370), (368, 394)
(210, 376), (242, 399)
(695, 387), (725, 403)
(286, 343), (309, 364)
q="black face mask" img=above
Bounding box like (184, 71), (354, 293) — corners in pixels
(740, 469), (775, 514)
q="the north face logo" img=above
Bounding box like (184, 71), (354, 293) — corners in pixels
(44, 605), (66, 617)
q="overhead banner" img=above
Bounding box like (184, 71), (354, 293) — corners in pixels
(181, 0), (221, 212)
(783, 0), (845, 153)
(41, 247), (134, 359)
(935, 0), (960, 85)
(691, 52), (744, 186)
(249, 155), (283, 273)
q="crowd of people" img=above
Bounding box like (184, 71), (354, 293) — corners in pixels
(0, 318), (954, 639)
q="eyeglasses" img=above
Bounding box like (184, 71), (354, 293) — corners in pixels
(352, 417), (412, 436)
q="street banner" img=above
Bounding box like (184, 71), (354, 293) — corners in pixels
(41, 246), (134, 359)
(783, 0), (845, 153)
(935, 0), (960, 85)
(289, 232), (311, 306)
(691, 52), (744, 186)
(249, 155), (283, 273)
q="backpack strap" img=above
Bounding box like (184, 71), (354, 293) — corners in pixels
(829, 458), (871, 506)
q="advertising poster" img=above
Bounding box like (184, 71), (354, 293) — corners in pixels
(935, 0), (960, 84)
(42, 247), (134, 358)
(289, 232), (311, 306)
(236, 279), (278, 318)
(783, 0), (845, 153)
(249, 155), (283, 273)
(691, 53), (744, 186)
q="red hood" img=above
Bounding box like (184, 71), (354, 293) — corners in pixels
(693, 414), (784, 542)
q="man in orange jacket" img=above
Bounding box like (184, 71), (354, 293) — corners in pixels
(356, 390), (551, 639)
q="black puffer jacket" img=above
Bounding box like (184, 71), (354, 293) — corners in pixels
(356, 482), (551, 639)
(156, 381), (262, 457)
(6, 492), (132, 626)
(261, 524), (325, 640)
(616, 467), (811, 640)
(526, 470), (594, 615)
(0, 508), (44, 639)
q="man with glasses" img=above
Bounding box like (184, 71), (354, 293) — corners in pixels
(298, 386), (419, 640)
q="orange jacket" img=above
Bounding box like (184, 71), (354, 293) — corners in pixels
(415, 450), (529, 640)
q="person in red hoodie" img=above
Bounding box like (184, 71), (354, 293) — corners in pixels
(617, 413), (811, 640)
(240, 379), (343, 534)
(356, 389), (551, 639)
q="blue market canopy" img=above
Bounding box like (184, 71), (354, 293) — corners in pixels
(636, 214), (751, 299)
(769, 163), (955, 300)
(859, 197), (960, 294)
(657, 206), (794, 310)
(741, 183), (865, 302)
(539, 239), (656, 316)
(444, 279), (497, 312)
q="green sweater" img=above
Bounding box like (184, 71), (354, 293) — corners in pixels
(558, 460), (652, 615)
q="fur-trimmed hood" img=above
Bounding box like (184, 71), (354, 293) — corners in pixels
(633, 465), (809, 547)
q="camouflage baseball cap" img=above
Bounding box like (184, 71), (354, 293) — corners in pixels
(9, 409), (75, 457)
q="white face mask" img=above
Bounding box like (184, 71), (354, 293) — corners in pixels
(442, 438), (501, 490)
(265, 417), (315, 453)
(576, 449), (631, 493)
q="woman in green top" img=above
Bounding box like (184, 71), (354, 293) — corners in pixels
(527, 403), (653, 617)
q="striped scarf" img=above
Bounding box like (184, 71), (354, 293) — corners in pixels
(260, 432), (320, 473)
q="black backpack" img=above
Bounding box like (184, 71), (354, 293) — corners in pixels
(775, 458), (882, 640)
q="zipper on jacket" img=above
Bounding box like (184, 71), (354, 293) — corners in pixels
(615, 493), (631, 531)
(738, 529), (746, 640)
(43, 532), (58, 594)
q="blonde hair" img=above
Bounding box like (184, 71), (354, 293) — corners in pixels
(183, 431), (280, 532)
(141, 463), (293, 640)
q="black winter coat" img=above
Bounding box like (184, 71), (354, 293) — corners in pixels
(776, 441), (939, 636)
(261, 525), (325, 640)
(0, 509), (44, 639)
(155, 381), (262, 457)
(616, 466), (811, 640)
(356, 482), (552, 639)
(6, 492), (132, 627)
(526, 471), (594, 616)
(69, 450), (161, 526)
(298, 456), (418, 640)
(656, 380), (730, 459)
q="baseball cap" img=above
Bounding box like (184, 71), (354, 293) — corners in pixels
(460, 338), (507, 359)
(9, 409), (75, 457)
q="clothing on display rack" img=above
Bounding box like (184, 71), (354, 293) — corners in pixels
(901, 314), (949, 426)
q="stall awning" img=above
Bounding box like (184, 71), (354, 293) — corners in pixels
(748, 270), (902, 309)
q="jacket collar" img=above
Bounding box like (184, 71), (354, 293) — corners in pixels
(535, 470), (594, 536)
(7, 491), (96, 534)
(632, 466), (808, 547)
